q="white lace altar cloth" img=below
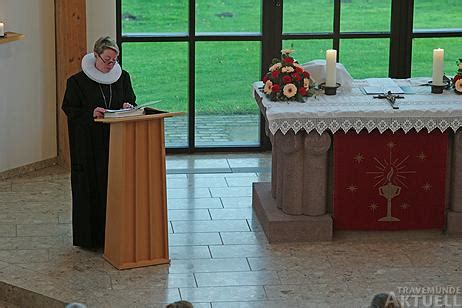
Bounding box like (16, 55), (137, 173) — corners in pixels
(254, 78), (462, 135)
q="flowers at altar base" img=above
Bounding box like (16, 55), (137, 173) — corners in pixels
(262, 49), (314, 102)
(453, 58), (462, 94)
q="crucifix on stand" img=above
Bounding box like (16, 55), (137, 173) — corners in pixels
(373, 91), (404, 109)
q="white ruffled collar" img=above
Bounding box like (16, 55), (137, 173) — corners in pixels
(81, 52), (122, 84)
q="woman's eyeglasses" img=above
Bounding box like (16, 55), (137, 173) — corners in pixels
(98, 53), (118, 65)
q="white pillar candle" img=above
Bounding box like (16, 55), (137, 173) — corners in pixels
(0, 22), (4, 37)
(325, 49), (337, 87)
(432, 48), (444, 86)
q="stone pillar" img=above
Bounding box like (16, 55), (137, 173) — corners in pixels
(271, 140), (278, 199)
(302, 132), (332, 216)
(275, 131), (305, 214)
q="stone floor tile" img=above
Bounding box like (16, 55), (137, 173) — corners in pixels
(169, 245), (211, 259)
(209, 208), (253, 220)
(168, 232), (222, 246)
(0, 236), (68, 250)
(167, 197), (223, 210)
(168, 209), (211, 221)
(220, 197), (252, 208)
(166, 158), (229, 170)
(209, 187), (252, 198)
(0, 181), (12, 192)
(16, 223), (71, 237)
(171, 220), (250, 233)
(110, 271), (196, 289)
(179, 286), (266, 302)
(220, 231), (268, 245)
(195, 270), (280, 287)
(0, 224), (16, 237)
(168, 258), (250, 274)
(209, 244), (271, 258)
(167, 177), (228, 188)
(226, 158), (272, 169)
(167, 188), (211, 199)
(225, 175), (271, 187)
(0, 249), (49, 264)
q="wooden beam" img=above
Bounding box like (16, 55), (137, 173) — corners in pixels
(55, 0), (87, 168)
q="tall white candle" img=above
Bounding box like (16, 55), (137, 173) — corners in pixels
(432, 48), (444, 86)
(0, 22), (4, 37)
(325, 49), (337, 87)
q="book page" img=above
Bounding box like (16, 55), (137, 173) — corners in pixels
(104, 107), (144, 118)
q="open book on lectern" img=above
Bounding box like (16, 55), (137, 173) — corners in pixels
(103, 100), (167, 118)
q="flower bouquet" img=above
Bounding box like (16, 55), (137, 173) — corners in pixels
(453, 58), (462, 94)
(262, 49), (314, 101)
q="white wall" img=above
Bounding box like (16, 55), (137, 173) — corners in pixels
(86, 0), (116, 52)
(0, 0), (56, 173)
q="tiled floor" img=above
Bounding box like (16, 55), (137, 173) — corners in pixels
(1, 153), (462, 307)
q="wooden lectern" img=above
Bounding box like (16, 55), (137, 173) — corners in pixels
(96, 112), (180, 270)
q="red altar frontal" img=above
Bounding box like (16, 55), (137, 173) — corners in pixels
(333, 130), (447, 230)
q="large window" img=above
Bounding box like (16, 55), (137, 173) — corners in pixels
(118, 0), (262, 151)
(117, 0), (462, 152)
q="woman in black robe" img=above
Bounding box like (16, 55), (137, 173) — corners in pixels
(62, 36), (136, 249)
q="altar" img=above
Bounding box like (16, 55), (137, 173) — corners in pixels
(252, 79), (462, 242)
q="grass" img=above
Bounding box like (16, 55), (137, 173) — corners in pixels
(121, 0), (462, 114)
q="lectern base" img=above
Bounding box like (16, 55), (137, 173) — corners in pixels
(103, 255), (170, 270)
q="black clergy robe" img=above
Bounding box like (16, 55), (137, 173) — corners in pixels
(62, 70), (136, 249)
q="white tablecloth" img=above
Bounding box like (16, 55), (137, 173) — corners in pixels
(254, 78), (462, 135)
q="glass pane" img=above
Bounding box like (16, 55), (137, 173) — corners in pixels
(282, 40), (333, 64)
(340, 39), (390, 78)
(414, 0), (460, 30)
(195, 42), (260, 147)
(341, 0), (391, 32)
(283, 0), (333, 33)
(121, 0), (188, 34)
(122, 42), (188, 148)
(412, 38), (462, 78)
(195, 0), (261, 32)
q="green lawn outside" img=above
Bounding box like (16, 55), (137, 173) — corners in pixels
(121, 0), (462, 114)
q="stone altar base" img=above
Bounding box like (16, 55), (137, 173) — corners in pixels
(447, 211), (462, 235)
(252, 182), (332, 243)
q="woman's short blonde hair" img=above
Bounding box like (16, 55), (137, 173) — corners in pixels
(93, 36), (119, 55)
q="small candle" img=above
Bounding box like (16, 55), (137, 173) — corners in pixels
(0, 22), (4, 37)
(325, 49), (337, 87)
(432, 48), (444, 86)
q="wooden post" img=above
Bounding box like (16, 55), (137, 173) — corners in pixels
(55, 0), (87, 169)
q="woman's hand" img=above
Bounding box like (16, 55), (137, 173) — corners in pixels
(122, 102), (134, 109)
(93, 107), (106, 119)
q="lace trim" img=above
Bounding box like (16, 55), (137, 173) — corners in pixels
(269, 117), (462, 135)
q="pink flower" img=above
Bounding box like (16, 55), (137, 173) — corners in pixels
(283, 83), (297, 98)
(263, 80), (273, 94)
(455, 79), (462, 93)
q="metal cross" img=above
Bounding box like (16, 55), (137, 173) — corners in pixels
(373, 91), (404, 109)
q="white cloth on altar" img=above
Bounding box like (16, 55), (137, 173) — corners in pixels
(254, 78), (462, 135)
(301, 59), (354, 90)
